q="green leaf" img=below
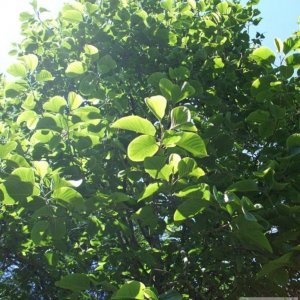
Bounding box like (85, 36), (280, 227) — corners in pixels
(246, 110), (270, 123)
(84, 44), (99, 56)
(43, 96), (67, 113)
(1, 179), (33, 205)
(111, 116), (156, 136)
(98, 54), (117, 74)
(68, 92), (83, 110)
(147, 72), (166, 88)
(144, 156), (172, 181)
(178, 157), (204, 178)
(187, 0), (196, 9)
(217, 1), (229, 14)
(174, 197), (207, 221)
(227, 180), (259, 192)
(160, 0), (174, 11)
(66, 61), (86, 77)
(234, 216), (273, 253)
(144, 288), (159, 300)
(12, 167), (35, 184)
(0, 141), (17, 159)
(176, 132), (207, 157)
(31, 221), (49, 245)
(162, 130), (182, 148)
(52, 187), (85, 210)
(55, 274), (90, 291)
(36, 70), (54, 82)
(285, 53), (300, 68)
(21, 54), (38, 71)
(7, 63), (27, 78)
(213, 57), (224, 69)
(145, 95), (167, 120)
(257, 252), (292, 278)
(159, 78), (175, 100)
(175, 184), (210, 200)
(250, 47), (275, 64)
(138, 182), (162, 202)
(170, 106), (191, 128)
(128, 135), (159, 162)
(274, 37), (283, 53)
(62, 10), (83, 23)
(33, 161), (50, 178)
(111, 281), (145, 300)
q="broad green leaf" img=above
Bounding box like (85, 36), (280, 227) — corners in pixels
(213, 57), (224, 69)
(33, 161), (50, 178)
(62, 9), (83, 23)
(43, 96), (67, 113)
(286, 133), (300, 154)
(250, 47), (275, 64)
(175, 184), (210, 200)
(227, 179), (259, 192)
(111, 281), (145, 300)
(138, 182), (162, 202)
(257, 252), (292, 278)
(147, 72), (166, 88)
(162, 130), (182, 147)
(128, 135), (159, 162)
(170, 106), (191, 128)
(111, 116), (156, 136)
(55, 274), (90, 291)
(285, 53), (300, 68)
(160, 0), (174, 11)
(176, 132), (207, 157)
(12, 167), (35, 184)
(169, 66), (190, 81)
(1, 170), (35, 205)
(159, 78), (175, 100)
(30, 130), (56, 144)
(187, 0), (196, 10)
(68, 91), (83, 110)
(178, 157), (204, 178)
(50, 219), (66, 240)
(144, 288), (159, 300)
(283, 36), (300, 54)
(169, 153), (181, 173)
(132, 206), (158, 228)
(176, 81), (195, 103)
(246, 110), (270, 123)
(36, 70), (54, 82)
(98, 54), (117, 74)
(217, 1), (229, 14)
(5, 80), (28, 97)
(21, 54), (38, 71)
(145, 95), (167, 120)
(84, 44), (99, 56)
(22, 93), (36, 110)
(234, 216), (273, 253)
(174, 197), (207, 221)
(0, 141), (17, 159)
(66, 61), (86, 77)
(52, 187), (85, 210)
(7, 63), (27, 78)
(31, 220), (49, 245)
(144, 156), (172, 181)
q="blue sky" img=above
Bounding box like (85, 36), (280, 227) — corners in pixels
(0, 0), (299, 73)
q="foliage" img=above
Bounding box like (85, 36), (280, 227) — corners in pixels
(0, 0), (300, 299)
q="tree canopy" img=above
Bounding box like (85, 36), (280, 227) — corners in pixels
(0, 0), (300, 299)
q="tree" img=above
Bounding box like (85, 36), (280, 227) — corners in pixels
(0, 0), (299, 298)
